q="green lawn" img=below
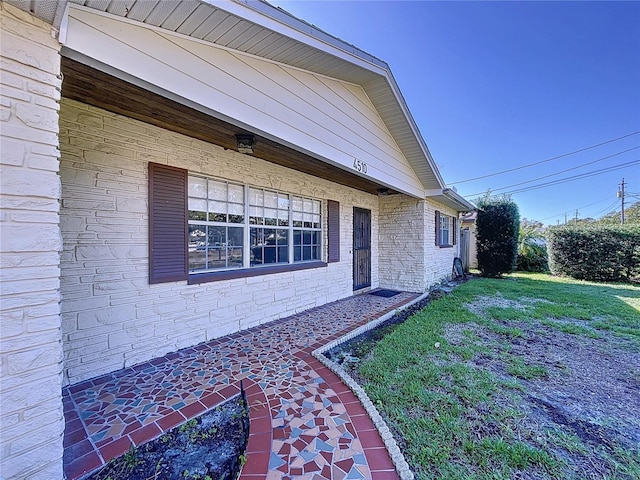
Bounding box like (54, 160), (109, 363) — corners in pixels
(359, 273), (640, 480)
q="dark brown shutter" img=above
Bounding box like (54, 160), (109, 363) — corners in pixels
(453, 217), (457, 245)
(327, 200), (340, 263)
(435, 210), (441, 246)
(149, 163), (188, 284)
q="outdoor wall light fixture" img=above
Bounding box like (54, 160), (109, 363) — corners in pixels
(377, 187), (390, 196)
(236, 134), (256, 154)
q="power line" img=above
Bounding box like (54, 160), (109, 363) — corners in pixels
(466, 159), (640, 197)
(465, 159), (640, 198)
(591, 199), (622, 219)
(539, 196), (615, 221)
(501, 159), (640, 196)
(465, 146), (638, 196)
(449, 131), (640, 185)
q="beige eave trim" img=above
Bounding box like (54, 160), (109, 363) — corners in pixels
(426, 189), (476, 213)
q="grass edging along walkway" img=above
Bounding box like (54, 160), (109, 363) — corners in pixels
(350, 273), (640, 480)
(313, 288), (435, 480)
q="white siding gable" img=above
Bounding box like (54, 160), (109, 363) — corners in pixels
(62, 5), (425, 197)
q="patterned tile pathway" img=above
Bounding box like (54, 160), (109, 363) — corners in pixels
(63, 291), (419, 479)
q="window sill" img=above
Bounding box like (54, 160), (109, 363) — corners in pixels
(439, 244), (454, 249)
(187, 261), (327, 284)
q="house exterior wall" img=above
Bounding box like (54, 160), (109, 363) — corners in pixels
(378, 196), (461, 293)
(425, 199), (460, 285)
(378, 194), (427, 292)
(0, 3), (65, 479)
(59, 98), (382, 386)
(62, 6), (425, 197)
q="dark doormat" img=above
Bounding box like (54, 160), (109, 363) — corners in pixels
(369, 289), (402, 298)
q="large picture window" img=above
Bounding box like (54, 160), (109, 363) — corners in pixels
(187, 174), (322, 273)
(149, 163), (334, 284)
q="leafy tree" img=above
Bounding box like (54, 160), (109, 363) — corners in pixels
(597, 200), (640, 225)
(475, 195), (520, 278)
(517, 219), (548, 272)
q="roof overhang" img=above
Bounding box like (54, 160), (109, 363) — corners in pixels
(10, 0), (446, 193)
(426, 189), (476, 213)
(60, 55), (403, 197)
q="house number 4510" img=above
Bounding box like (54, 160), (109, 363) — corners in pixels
(353, 159), (368, 174)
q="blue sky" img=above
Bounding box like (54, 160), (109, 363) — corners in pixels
(272, 1), (640, 225)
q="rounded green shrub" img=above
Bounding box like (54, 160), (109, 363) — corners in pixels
(476, 197), (520, 278)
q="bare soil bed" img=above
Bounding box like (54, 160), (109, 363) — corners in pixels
(85, 394), (249, 480)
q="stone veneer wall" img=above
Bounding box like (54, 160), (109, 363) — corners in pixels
(59, 98), (383, 386)
(378, 194), (427, 292)
(378, 195), (461, 292)
(0, 3), (65, 479)
(424, 199), (461, 285)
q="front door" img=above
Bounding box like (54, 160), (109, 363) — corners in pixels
(353, 207), (371, 290)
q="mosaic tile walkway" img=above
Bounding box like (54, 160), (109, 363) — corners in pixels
(63, 290), (419, 479)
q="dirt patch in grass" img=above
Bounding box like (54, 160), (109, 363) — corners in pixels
(85, 394), (250, 480)
(328, 284), (640, 479)
(447, 317), (639, 479)
(462, 295), (640, 447)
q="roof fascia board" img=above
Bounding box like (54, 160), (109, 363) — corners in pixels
(53, 0), (70, 30)
(383, 73), (446, 190)
(239, 0), (387, 68)
(444, 188), (476, 211)
(58, 1), (71, 44)
(426, 188), (476, 212)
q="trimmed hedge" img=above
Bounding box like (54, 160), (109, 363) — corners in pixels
(546, 224), (640, 282)
(476, 197), (520, 278)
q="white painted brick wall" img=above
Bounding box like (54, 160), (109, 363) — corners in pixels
(0, 3), (64, 480)
(59, 98), (382, 386)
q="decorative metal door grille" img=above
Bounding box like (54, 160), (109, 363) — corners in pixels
(353, 207), (371, 290)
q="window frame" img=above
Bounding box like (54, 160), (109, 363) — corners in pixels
(149, 163), (341, 285)
(440, 214), (451, 246)
(435, 210), (457, 248)
(187, 172), (326, 278)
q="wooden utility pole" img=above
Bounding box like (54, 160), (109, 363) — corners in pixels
(618, 178), (626, 225)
